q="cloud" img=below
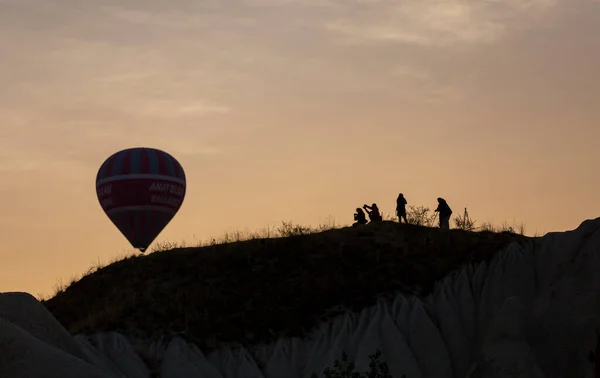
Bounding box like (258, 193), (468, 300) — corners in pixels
(0, 0), (574, 142)
(0, 139), (57, 173)
(385, 64), (466, 102)
(321, 0), (561, 46)
(0, 159), (41, 173)
(325, 20), (434, 45)
(143, 138), (225, 158)
(239, 0), (340, 7)
(390, 65), (432, 81)
(112, 7), (257, 30)
(133, 99), (231, 118)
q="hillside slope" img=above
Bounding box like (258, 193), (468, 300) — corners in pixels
(43, 221), (529, 351)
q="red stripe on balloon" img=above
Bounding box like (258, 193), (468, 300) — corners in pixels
(120, 149), (134, 175)
(140, 148), (150, 174)
(99, 178), (185, 213)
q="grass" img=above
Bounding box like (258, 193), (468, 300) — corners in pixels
(42, 215), (532, 353)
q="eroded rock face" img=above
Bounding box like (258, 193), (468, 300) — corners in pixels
(2, 218), (600, 378)
(0, 292), (90, 362)
(0, 317), (112, 378)
(465, 297), (546, 378)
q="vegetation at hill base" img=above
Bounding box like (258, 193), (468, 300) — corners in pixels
(42, 206), (531, 355)
(310, 349), (397, 378)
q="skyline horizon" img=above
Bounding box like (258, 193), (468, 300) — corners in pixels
(34, 204), (595, 302)
(33, 188), (595, 302)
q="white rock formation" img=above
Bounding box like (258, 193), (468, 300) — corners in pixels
(2, 218), (600, 377)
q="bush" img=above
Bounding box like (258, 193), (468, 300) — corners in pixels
(453, 208), (476, 231)
(276, 219), (342, 237)
(309, 349), (400, 378)
(277, 221), (314, 237)
(405, 206), (437, 227)
(478, 222), (495, 232)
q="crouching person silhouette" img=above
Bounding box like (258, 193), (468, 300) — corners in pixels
(353, 208), (368, 226)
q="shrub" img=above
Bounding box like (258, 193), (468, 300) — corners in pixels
(405, 206), (437, 227)
(453, 208), (476, 231)
(309, 349), (400, 378)
(277, 221), (317, 237)
(478, 222), (495, 232)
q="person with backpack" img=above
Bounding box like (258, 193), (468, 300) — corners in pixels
(434, 197), (452, 229)
(363, 203), (382, 223)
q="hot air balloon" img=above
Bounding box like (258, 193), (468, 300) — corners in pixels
(95, 147), (186, 252)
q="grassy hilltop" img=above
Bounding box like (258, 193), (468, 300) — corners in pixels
(42, 216), (531, 353)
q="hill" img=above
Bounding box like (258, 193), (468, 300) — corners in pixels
(42, 221), (530, 352)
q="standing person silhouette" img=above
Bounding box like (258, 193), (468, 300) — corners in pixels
(396, 193), (408, 223)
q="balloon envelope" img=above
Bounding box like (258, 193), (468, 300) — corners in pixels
(96, 147), (186, 252)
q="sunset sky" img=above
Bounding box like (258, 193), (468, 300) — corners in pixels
(1, 0), (599, 296)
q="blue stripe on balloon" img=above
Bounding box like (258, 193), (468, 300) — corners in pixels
(170, 156), (182, 180)
(163, 152), (176, 177)
(179, 160), (186, 180)
(130, 148), (142, 175)
(96, 164), (105, 182)
(111, 150), (126, 176)
(177, 158), (186, 181)
(97, 155), (113, 181)
(148, 148), (159, 175)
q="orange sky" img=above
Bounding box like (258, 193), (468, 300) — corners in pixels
(1, 0), (599, 297)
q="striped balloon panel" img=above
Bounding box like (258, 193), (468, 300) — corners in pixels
(106, 207), (176, 251)
(97, 178), (186, 214)
(96, 147), (186, 184)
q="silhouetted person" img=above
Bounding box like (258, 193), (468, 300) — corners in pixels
(396, 193), (408, 223)
(434, 197), (452, 229)
(353, 208), (367, 226)
(363, 203), (382, 223)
